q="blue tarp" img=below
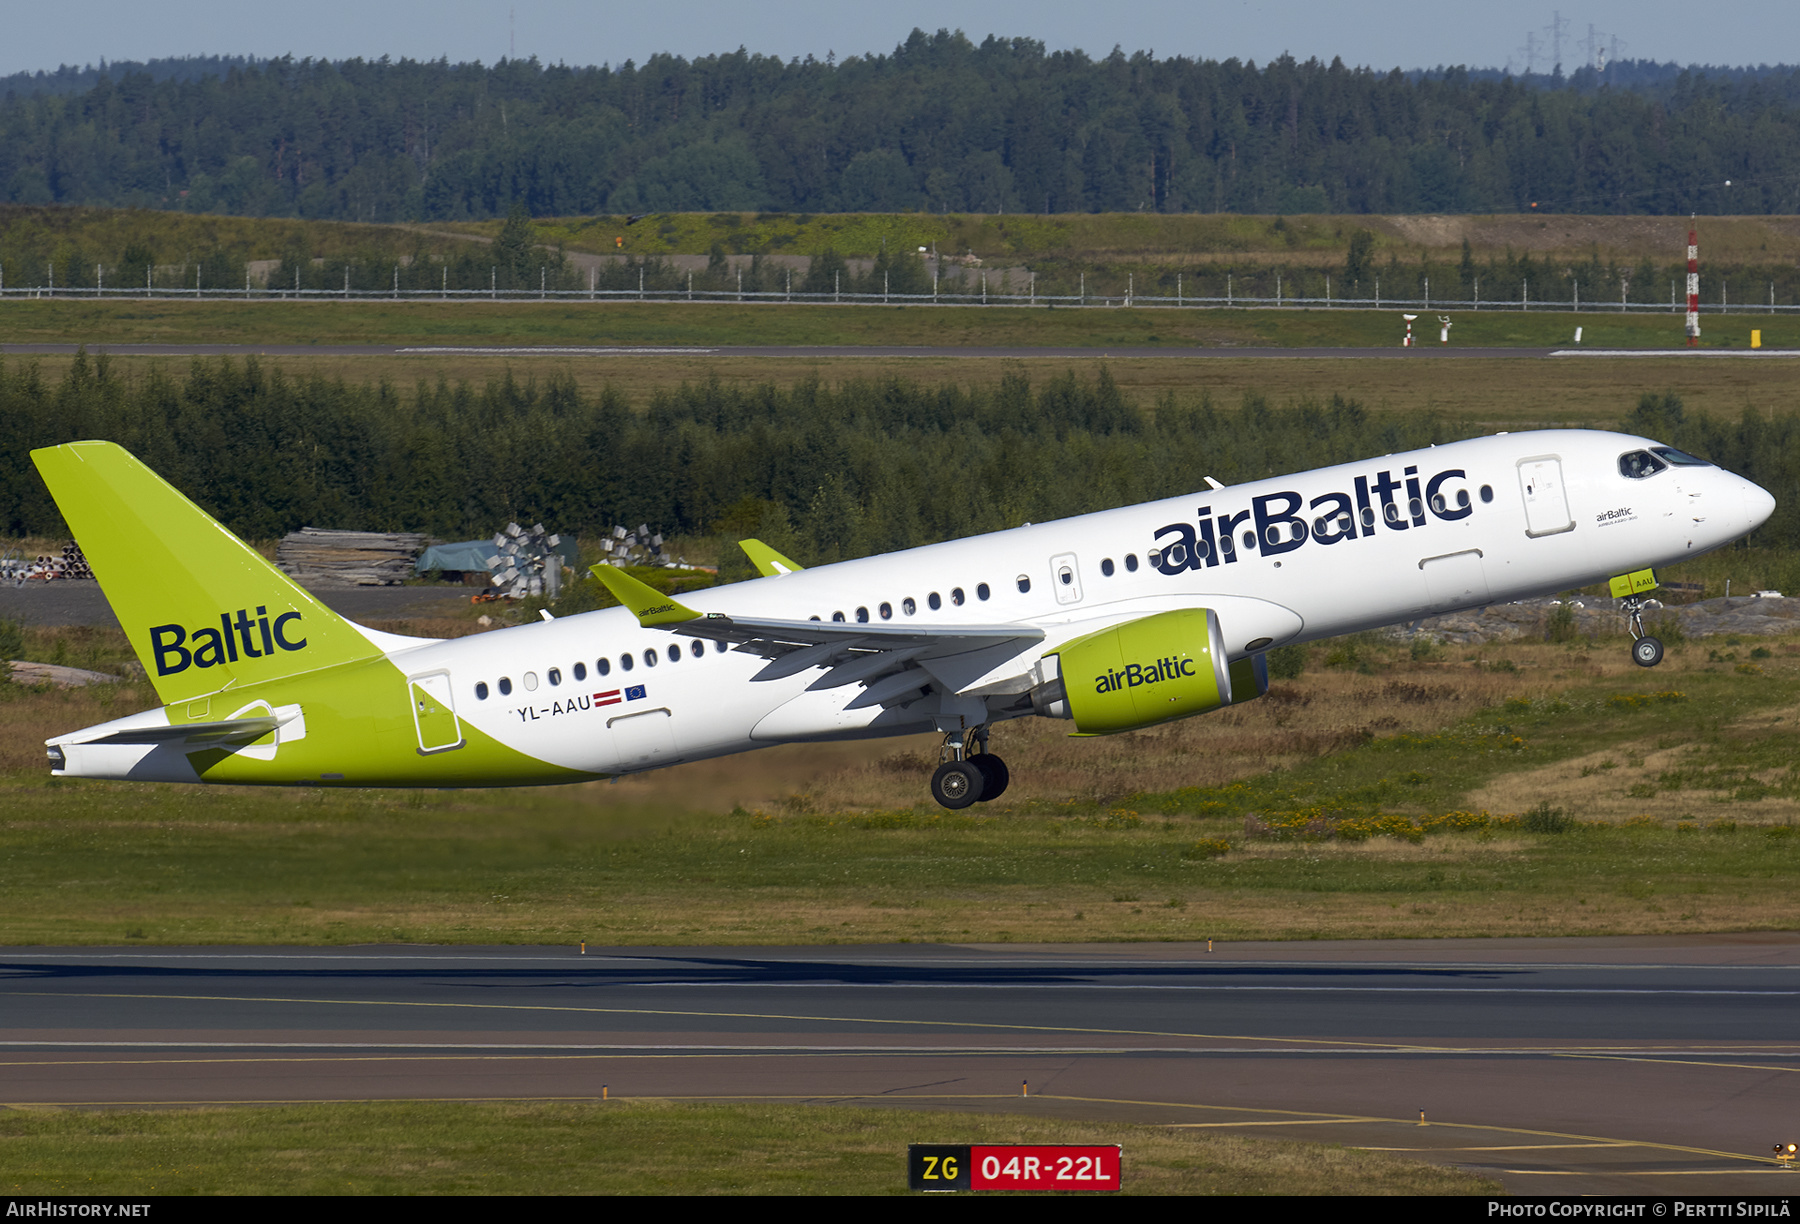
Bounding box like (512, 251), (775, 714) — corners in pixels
(416, 537), (579, 575)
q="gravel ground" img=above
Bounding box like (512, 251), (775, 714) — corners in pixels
(1393, 594), (1800, 646)
(0, 581), (476, 630)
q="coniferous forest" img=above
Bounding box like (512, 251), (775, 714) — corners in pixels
(1, 357), (1794, 564)
(3, 34), (1800, 221)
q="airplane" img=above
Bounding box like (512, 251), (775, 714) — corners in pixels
(34, 430), (1775, 809)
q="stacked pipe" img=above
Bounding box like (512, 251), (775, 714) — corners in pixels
(16, 541), (95, 582)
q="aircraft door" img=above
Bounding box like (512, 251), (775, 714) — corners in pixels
(408, 671), (465, 753)
(1518, 457), (1575, 538)
(609, 707), (677, 771)
(1049, 552), (1084, 606)
(1420, 549), (1491, 613)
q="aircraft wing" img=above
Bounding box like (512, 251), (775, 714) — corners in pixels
(590, 564), (1042, 709)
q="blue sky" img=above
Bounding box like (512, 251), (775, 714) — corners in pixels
(4, 1), (1796, 78)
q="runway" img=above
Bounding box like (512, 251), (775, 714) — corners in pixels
(3, 936), (1798, 1195)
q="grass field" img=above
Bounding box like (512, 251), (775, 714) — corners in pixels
(4, 297), (1793, 350)
(0, 1100), (1495, 1195)
(16, 203), (1800, 268)
(6, 620), (1800, 946)
(360, 210), (1800, 269)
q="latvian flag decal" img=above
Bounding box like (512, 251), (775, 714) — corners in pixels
(594, 686), (647, 707)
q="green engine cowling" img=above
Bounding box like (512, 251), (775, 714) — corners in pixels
(1029, 609), (1268, 735)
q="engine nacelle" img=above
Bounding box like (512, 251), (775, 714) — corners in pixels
(1028, 608), (1263, 735)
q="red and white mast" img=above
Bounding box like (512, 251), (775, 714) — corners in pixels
(1686, 220), (1700, 346)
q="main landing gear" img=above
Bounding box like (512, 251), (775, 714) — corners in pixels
(1620, 593), (1664, 668)
(930, 724), (1009, 809)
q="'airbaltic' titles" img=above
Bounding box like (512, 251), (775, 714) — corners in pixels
(1095, 656), (1197, 694)
(1149, 465), (1473, 574)
(151, 607), (307, 675)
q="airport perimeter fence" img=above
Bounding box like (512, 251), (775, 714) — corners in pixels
(4, 278), (1799, 315)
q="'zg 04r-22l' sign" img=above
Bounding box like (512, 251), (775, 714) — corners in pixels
(908, 1144), (1121, 1192)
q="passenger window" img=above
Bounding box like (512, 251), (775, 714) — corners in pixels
(1407, 497), (1423, 519)
(621, 654), (634, 672)
(1100, 558), (1114, 576)
(644, 649), (658, 667)
(475, 681), (490, 700)
(1016, 575), (1031, 593)
(856, 606), (870, 623)
(1124, 554), (1138, 572)
(977, 583), (991, 601)
(690, 640), (704, 658)
(548, 667), (562, 686)
(573, 662), (587, 681)
(1241, 530), (1257, 549)
(524, 671), (539, 691)
(951, 588), (965, 606)
(667, 644), (681, 663)
(1361, 506), (1376, 527)
(499, 677), (513, 696)
(1457, 490), (1471, 509)
(1480, 485), (1494, 503)
(928, 592), (942, 610)
(1147, 548), (1161, 567)
(832, 611), (846, 622)
(879, 602), (893, 619)
(902, 597), (916, 615)
(597, 657), (611, 676)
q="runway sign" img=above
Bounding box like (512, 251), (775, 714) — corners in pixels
(908, 1144), (1122, 1192)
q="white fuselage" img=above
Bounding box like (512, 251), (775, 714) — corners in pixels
(367, 428), (1772, 777)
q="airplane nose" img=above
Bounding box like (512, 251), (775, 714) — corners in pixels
(1743, 479), (1777, 531)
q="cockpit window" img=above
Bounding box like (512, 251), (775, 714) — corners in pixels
(1651, 446), (1711, 467)
(1619, 450), (1667, 480)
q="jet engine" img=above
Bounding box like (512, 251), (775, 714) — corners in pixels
(1027, 608), (1267, 735)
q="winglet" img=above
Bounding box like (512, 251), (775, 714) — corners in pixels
(739, 539), (805, 577)
(589, 565), (702, 626)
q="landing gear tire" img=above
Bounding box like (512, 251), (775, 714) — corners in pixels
(1632, 636), (1664, 668)
(931, 761), (986, 810)
(968, 753), (1009, 802)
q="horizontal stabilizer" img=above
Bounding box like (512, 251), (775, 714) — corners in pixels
(78, 716), (287, 746)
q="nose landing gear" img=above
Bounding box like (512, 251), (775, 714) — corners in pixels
(1619, 593), (1663, 668)
(929, 724), (1009, 809)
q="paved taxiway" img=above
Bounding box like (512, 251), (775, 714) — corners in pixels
(4, 936), (1798, 1195)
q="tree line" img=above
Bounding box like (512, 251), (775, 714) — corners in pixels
(5, 34), (1800, 222)
(3, 356), (1796, 569)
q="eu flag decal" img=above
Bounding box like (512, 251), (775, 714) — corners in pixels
(625, 685), (647, 701)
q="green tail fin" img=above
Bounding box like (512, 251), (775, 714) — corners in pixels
(32, 441), (384, 704)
